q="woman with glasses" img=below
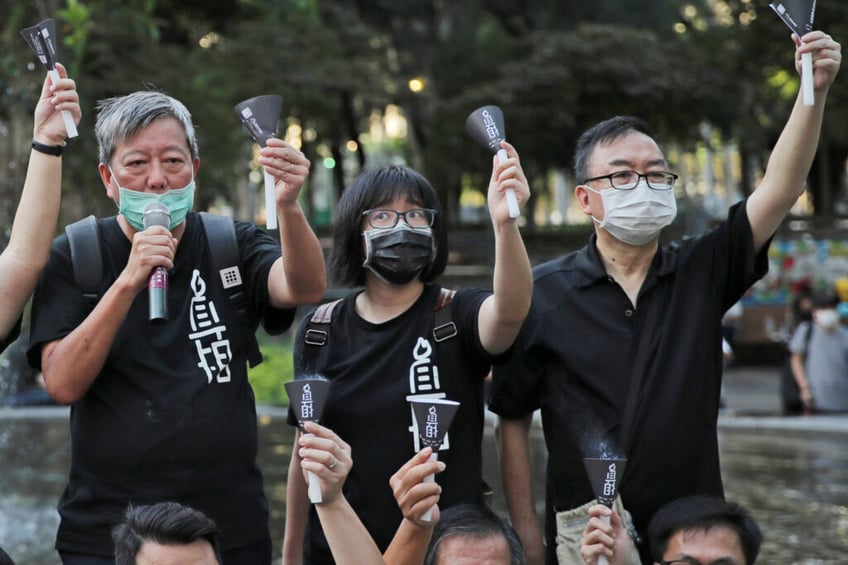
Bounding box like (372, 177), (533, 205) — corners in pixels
(283, 142), (532, 564)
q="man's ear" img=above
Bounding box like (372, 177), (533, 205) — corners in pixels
(98, 162), (117, 199)
(575, 184), (593, 216)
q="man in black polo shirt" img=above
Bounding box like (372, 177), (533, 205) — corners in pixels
(489, 31), (841, 565)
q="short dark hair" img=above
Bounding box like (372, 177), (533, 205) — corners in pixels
(812, 290), (839, 310)
(573, 116), (656, 182)
(647, 496), (762, 565)
(112, 502), (222, 565)
(424, 504), (525, 565)
(328, 165), (449, 287)
(0, 546), (14, 565)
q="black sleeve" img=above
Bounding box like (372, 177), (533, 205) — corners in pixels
(234, 221), (296, 335)
(718, 198), (770, 311)
(27, 236), (87, 370)
(488, 320), (543, 418)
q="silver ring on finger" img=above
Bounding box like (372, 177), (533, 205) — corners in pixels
(328, 456), (338, 470)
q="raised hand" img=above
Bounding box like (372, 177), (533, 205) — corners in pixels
(794, 31), (842, 92)
(259, 138), (311, 206)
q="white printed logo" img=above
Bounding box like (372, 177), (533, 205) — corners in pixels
(406, 336), (449, 452)
(188, 269), (233, 384)
(219, 266), (242, 289)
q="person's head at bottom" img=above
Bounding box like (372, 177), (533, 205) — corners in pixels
(424, 503), (525, 565)
(648, 495), (762, 565)
(112, 501), (222, 565)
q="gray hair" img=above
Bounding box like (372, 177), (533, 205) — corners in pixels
(95, 91), (199, 165)
(424, 504), (525, 565)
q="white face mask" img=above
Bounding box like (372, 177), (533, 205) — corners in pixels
(585, 180), (677, 245)
(815, 309), (840, 330)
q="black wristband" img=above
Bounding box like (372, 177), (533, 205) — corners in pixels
(32, 139), (65, 156)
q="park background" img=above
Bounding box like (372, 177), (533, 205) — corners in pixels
(2, 1), (848, 561)
(3, 0), (848, 399)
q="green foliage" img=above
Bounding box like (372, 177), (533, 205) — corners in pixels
(247, 335), (294, 406)
(2, 0), (848, 238)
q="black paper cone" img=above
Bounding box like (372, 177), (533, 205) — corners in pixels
(285, 378), (331, 427)
(234, 95), (283, 147)
(583, 457), (627, 508)
(409, 398), (460, 450)
(465, 105), (506, 154)
(769, 1), (816, 35)
(20, 19), (58, 70)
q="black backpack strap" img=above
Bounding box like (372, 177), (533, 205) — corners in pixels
(802, 322), (814, 358)
(433, 288), (457, 342)
(64, 215), (102, 308)
(304, 299), (343, 346)
(199, 212), (262, 367)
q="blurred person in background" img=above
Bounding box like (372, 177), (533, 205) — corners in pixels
(789, 290), (848, 414)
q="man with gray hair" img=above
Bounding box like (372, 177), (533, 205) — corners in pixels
(27, 89), (326, 564)
(424, 504), (525, 565)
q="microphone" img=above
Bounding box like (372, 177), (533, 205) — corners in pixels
(142, 202), (171, 324)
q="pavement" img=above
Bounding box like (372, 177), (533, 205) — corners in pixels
(715, 363), (848, 434)
(3, 364), (847, 434)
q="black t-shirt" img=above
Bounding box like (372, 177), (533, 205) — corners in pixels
(27, 212), (294, 556)
(290, 284), (492, 564)
(490, 200), (769, 563)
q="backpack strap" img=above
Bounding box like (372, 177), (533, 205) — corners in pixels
(803, 322), (814, 357)
(64, 215), (102, 309)
(304, 299), (343, 346)
(199, 212), (262, 367)
(303, 288), (456, 348)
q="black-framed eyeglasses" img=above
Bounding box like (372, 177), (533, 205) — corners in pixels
(582, 170), (678, 191)
(362, 208), (437, 229)
(661, 559), (739, 565)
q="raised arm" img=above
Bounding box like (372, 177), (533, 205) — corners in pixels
(383, 447), (445, 565)
(283, 428), (310, 565)
(260, 138), (326, 308)
(297, 422), (387, 565)
(498, 414), (545, 565)
(747, 31), (842, 253)
(0, 63), (79, 339)
(478, 141), (533, 355)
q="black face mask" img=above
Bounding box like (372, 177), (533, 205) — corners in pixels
(362, 223), (435, 285)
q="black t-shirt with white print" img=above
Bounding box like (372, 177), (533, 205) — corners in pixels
(28, 212), (293, 557)
(290, 283), (492, 564)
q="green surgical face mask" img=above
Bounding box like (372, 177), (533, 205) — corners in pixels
(112, 168), (195, 231)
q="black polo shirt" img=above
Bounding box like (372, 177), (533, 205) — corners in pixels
(490, 199), (769, 560)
